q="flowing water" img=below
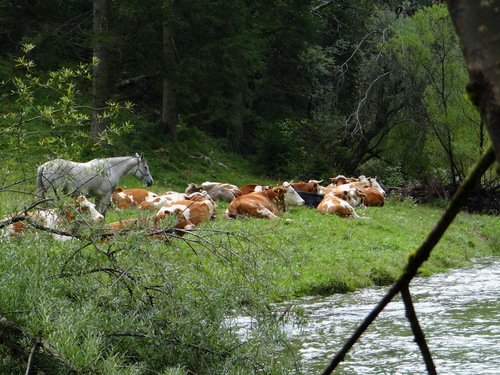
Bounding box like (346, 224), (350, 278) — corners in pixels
(283, 257), (500, 374)
(234, 258), (500, 374)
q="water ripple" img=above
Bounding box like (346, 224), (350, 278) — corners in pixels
(284, 258), (500, 374)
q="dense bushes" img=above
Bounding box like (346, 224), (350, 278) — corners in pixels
(0, 221), (301, 373)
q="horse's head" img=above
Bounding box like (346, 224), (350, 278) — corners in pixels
(133, 153), (154, 187)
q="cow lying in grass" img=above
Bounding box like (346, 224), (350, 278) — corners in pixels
(2, 195), (104, 241)
(111, 187), (158, 209)
(153, 198), (217, 233)
(326, 175), (385, 207)
(106, 195), (217, 237)
(140, 191), (210, 211)
(225, 182), (304, 219)
(316, 192), (362, 218)
(185, 181), (240, 202)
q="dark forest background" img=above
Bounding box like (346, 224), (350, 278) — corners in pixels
(0, 0), (496, 198)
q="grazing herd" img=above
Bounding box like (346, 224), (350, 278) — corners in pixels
(1, 153), (387, 241)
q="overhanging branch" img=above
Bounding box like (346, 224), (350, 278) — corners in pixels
(321, 145), (495, 374)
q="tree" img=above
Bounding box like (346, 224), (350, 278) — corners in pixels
(91, 0), (111, 143)
(386, 4), (481, 186)
(447, 0), (500, 171)
(161, 1), (178, 142)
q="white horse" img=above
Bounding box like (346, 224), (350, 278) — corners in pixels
(36, 153), (154, 216)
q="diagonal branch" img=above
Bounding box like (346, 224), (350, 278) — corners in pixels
(321, 145), (495, 375)
(25, 340), (39, 375)
(401, 285), (436, 375)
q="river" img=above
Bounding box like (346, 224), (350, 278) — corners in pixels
(235, 257), (500, 374)
(282, 257), (500, 374)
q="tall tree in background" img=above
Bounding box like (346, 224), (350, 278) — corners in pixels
(383, 4), (480, 186)
(161, 1), (178, 142)
(91, 0), (111, 143)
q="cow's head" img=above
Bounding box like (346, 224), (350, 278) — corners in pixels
(154, 205), (195, 232)
(75, 195), (104, 222)
(185, 183), (203, 194)
(341, 188), (365, 207)
(282, 182), (305, 208)
(369, 177), (386, 196)
(329, 175), (348, 186)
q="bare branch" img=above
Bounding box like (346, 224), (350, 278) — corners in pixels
(338, 30), (383, 80)
(401, 285), (436, 374)
(25, 341), (39, 375)
(0, 314), (77, 373)
(345, 71), (390, 137)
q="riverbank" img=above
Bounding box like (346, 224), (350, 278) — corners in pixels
(165, 197), (500, 299)
(1, 188), (498, 373)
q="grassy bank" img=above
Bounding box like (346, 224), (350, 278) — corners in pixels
(1, 142), (499, 299)
(158, 197), (500, 297)
(1, 138), (499, 373)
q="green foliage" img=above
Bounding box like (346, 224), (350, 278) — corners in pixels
(1, 3), (498, 371)
(383, 4), (482, 183)
(1, 45), (133, 164)
(254, 118), (335, 179)
(0, 210), (301, 373)
(359, 159), (406, 186)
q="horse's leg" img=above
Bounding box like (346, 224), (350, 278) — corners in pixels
(96, 193), (111, 217)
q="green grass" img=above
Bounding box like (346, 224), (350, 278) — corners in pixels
(186, 198), (500, 297)
(97, 193), (500, 299)
(1, 140), (499, 300)
(1, 136), (499, 373)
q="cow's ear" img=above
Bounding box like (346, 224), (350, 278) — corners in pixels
(115, 187), (123, 192)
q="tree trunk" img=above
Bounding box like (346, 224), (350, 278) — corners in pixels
(161, 16), (177, 142)
(447, 1), (500, 170)
(227, 91), (243, 151)
(91, 0), (110, 143)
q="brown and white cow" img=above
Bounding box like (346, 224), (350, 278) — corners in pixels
(111, 187), (158, 210)
(153, 198), (217, 233)
(316, 192), (362, 218)
(358, 186), (384, 207)
(365, 177), (386, 197)
(140, 191), (187, 210)
(225, 182), (304, 219)
(106, 195), (217, 237)
(291, 180), (323, 193)
(185, 181), (240, 202)
(319, 184), (365, 207)
(140, 191), (214, 210)
(328, 175), (359, 187)
(3, 195), (104, 240)
(238, 183), (270, 195)
(326, 175), (386, 199)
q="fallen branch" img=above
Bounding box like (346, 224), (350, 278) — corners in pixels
(25, 340), (39, 375)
